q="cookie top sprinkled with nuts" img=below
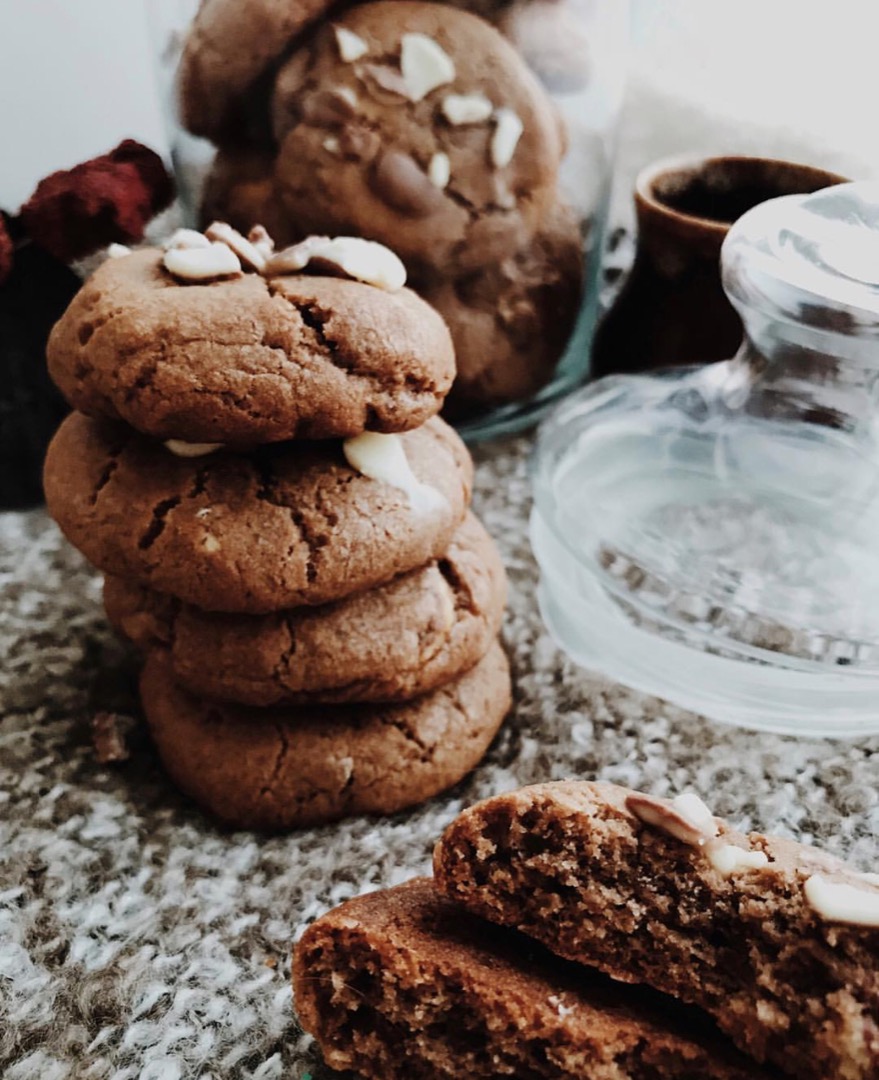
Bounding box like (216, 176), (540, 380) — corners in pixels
(46, 228), (454, 445)
(271, 0), (564, 277)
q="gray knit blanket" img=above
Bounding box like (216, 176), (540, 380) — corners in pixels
(2, 434), (877, 1080)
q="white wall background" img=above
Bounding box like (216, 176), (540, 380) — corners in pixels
(1, 0), (878, 212)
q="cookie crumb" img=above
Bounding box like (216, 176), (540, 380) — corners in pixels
(91, 711), (132, 763)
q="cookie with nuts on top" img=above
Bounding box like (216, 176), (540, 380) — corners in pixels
(433, 780), (879, 1080)
(140, 640), (510, 830)
(44, 411), (472, 614)
(271, 1), (564, 277)
(46, 232), (455, 443)
(295, 878), (775, 1080)
(103, 511), (506, 706)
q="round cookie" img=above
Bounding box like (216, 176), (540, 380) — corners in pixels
(271, 2), (564, 277)
(421, 200), (584, 415)
(140, 641), (511, 830)
(177, 0), (336, 141)
(199, 147), (296, 245)
(44, 412), (472, 614)
(104, 512), (507, 705)
(46, 248), (455, 442)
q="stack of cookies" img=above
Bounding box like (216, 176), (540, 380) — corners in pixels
(296, 781), (879, 1078)
(43, 225), (511, 830)
(183, 0), (584, 415)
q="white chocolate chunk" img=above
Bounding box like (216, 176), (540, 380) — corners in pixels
(203, 534), (221, 553)
(706, 841), (769, 877)
(205, 221), (266, 272)
(164, 439), (223, 458)
(334, 26), (368, 63)
(163, 242), (242, 281)
(163, 228), (211, 251)
(428, 152), (451, 190)
(323, 136), (342, 155)
(337, 86), (358, 108)
(442, 92), (493, 125)
(490, 107), (524, 168)
(107, 243), (131, 258)
(400, 33), (455, 102)
(671, 793), (719, 838)
(264, 236), (406, 290)
(343, 432), (447, 514)
(804, 874), (879, 927)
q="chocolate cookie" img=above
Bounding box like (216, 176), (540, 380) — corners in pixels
(140, 642), (510, 830)
(44, 412), (472, 614)
(104, 512), (506, 705)
(434, 781), (879, 1080)
(421, 200), (584, 414)
(271, 1), (564, 277)
(294, 878), (775, 1080)
(46, 248), (455, 443)
(199, 148), (295, 244)
(177, 0), (336, 141)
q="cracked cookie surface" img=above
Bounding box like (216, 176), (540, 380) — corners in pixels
(140, 640), (510, 830)
(47, 248), (455, 443)
(272, 1), (563, 277)
(44, 412), (472, 613)
(294, 878), (776, 1080)
(103, 511), (506, 706)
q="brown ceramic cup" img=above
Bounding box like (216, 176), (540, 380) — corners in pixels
(590, 155), (848, 378)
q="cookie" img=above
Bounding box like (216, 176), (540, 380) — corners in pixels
(294, 878), (774, 1080)
(140, 642), (510, 830)
(271, 1), (564, 277)
(199, 148), (295, 245)
(47, 248), (455, 443)
(44, 412), (472, 614)
(434, 781), (879, 1080)
(177, 0), (336, 141)
(420, 200), (583, 414)
(104, 511), (506, 705)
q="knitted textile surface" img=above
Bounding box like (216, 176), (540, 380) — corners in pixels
(2, 435), (878, 1080)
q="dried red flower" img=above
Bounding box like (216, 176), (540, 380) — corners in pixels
(19, 139), (174, 263)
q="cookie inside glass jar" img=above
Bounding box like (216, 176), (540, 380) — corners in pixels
(156, 0), (628, 437)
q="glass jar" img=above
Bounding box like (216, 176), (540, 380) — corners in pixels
(147, 0), (629, 440)
(532, 181), (879, 737)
